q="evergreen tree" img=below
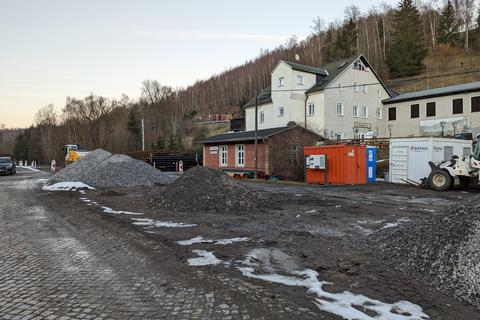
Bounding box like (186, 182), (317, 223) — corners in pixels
(437, 0), (460, 46)
(337, 17), (358, 57)
(126, 108), (142, 150)
(386, 0), (428, 77)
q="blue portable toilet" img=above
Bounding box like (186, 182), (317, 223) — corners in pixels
(366, 146), (376, 183)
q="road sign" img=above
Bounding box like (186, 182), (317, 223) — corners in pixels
(51, 160), (56, 172)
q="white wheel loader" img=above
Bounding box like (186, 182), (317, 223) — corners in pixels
(427, 139), (480, 191)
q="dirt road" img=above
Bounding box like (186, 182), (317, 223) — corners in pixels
(0, 169), (478, 319)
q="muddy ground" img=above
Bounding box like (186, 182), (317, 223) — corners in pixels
(44, 176), (480, 319)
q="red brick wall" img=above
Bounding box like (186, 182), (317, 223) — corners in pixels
(203, 143), (269, 173)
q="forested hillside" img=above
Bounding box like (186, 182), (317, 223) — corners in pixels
(1, 0), (480, 164)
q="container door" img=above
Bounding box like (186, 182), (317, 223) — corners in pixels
(390, 146), (408, 183)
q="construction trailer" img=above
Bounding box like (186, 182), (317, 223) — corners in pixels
(388, 137), (473, 184)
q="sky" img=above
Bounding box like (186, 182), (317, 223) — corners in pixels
(0, 0), (397, 128)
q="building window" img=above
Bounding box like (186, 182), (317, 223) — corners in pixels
(297, 75), (304, 85)
(353, 59), (366, 71)
(363, 84), (368, 93)
(361, 106), (368, 119)
(377, 89), (381, 98)
(338, 83), (342, 92)
(411, 104), (419, 118)
(471, 96), (480, 112)
(353, 105), (359, 118)
(219, 145), (228, 167)
(335, 132), (343, 140)
(308, 103), (315, 116)
(259, 111), (265, 124)
(336, 103), (344, 116)
(376, 108), (382, 119)
(388, 107), (396, 121)
(235, 144), (245, 167)
(287, 144), (299, 165)
(277, 107), (284, 117)
(453, 98), (463, 114)
(278, 77), (284, 87)
(426, 102), (436, 117)
(354, 82), (358, 92)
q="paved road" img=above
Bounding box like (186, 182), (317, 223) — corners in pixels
(0, 170), (321, 320)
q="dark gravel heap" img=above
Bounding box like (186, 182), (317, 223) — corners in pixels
(152, 166), (261, 212)
(365, 197), (480, 307)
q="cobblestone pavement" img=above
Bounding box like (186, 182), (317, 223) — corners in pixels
(0, 170), (322, 320)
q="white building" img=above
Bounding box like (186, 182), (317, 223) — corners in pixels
(382, 82), (480, 138)
(243, 54), (392, 139)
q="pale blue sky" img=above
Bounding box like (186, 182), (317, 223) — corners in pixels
(0, 0), (397, 127)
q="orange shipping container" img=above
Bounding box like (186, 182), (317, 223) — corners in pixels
(305, 145), (367, 185)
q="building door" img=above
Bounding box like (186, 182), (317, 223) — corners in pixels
(390, 146), (408, 183)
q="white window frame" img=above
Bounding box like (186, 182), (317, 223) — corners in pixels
(363, 84), (368, 93)
(377, 89), (381, 98)
(277, 107), (284, 117)
(297, 75), (304, 85)
(235, 144), (245, 167)
(278, 77), (284, 87)
(354, 82), (358, 93)
(308, 103), (315, 116)
(361, 106), (368, 119)
(353, 105), (359, 118)
(336, 103), (344, 116)
(219, 145), (228, 167)
(376, 107), (382, 120)
(338, 83), (342, 92)
(353, 59), (366, 71)
(259, 111), (265, 124)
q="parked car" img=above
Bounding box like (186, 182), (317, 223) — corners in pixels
(0, 157), (16, 175)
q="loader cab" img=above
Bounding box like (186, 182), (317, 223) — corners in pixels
(64, 144), (78, 156)
(473, 141), (480, 161)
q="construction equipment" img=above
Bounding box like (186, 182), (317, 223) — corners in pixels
(64, 144), (90, 165)
(427, 138), (480, 191)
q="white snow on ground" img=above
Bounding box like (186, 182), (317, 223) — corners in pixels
(42, 182), (94, 191)
(100, 206), (143, 215)
(187, 250), (221, 266)
(17, 166), (41, 172)
(238, 251), (429, 320)
(131, 218), (197, 228)
(176, 235), (250, 245)
(381, 218), (411, 229)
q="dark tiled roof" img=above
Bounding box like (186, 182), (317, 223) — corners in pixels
(383, 81), (480, 104)
(283, 60), (329, 75)
(243, 86), (272, 108)
(305, 56), (361, 94)
(198, 126), (297, 144)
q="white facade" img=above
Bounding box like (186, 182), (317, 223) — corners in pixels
(244, 56), (390, 139)
(384, 88), (480, 138)
(389, 137), (472, 184)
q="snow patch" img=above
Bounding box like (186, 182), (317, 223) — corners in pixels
(381, 218), (411, 229)
(42, 182), (94, 191)
(187, 250), (221, 266)
(17, 166), (41, 172)
(239, 250), (429, 320)
(101, 206), (143, 216)
(131, 217), (196, 228)
(177, 235), (250, 246)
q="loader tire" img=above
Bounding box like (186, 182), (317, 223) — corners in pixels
(428, 170), (452, 191)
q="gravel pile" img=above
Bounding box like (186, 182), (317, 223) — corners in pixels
(365, 198), (480, 307)
(152, 166), (261, 212)
(49, 149), (175, 188)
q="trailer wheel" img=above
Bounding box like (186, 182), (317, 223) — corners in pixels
(428, 170), (452, 191)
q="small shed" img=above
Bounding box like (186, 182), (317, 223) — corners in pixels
(199, 125), (322, 180)
(389, 137), (473, 184)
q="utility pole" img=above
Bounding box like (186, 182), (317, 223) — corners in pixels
(254, 90), (259, 180)
(141, 118), (145, 151)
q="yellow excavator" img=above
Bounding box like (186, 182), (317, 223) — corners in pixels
(64, 144), (90, 165)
